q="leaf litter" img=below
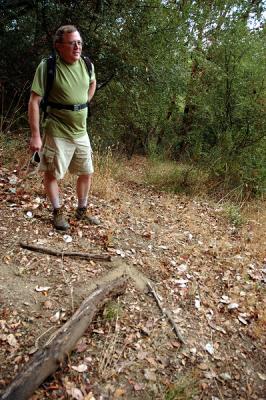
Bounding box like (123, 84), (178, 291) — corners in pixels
(0, 160), (265, 399)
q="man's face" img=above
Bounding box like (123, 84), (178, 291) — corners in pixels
(56, 30), (82, 64)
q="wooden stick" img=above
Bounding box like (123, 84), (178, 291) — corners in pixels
(147, 281), (185, 345)
(20, 242), (112, 261)
(0, 276), (128, 400)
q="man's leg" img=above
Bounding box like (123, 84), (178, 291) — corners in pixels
(44, 171), (69, 230)
(76, 174), (92, 208)
(76, 174), (100, 225)
(44, 172), (61, 209)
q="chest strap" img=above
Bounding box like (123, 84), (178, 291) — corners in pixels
(47, 101), (88, 111)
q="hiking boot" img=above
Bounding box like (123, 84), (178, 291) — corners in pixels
(53, 208), (70, 231)
(75, 207), (101, 225)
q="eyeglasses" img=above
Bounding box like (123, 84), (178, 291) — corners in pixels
(61, 40), (83, 47)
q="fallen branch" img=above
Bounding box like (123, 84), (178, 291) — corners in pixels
(20, 242), (112, 261)
(0, 276), (128, 400)
(147, 281), (185, 345)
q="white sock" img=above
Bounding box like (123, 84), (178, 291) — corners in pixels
(78, 198), (87, 209)
(51, 198), (61, 210)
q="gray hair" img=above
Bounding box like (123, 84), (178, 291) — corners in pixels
(53, 25), (80, 45)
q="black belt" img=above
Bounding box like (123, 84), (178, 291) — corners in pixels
(47, 101), (88, 111)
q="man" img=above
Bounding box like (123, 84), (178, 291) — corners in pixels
(28, 25), (99, 230)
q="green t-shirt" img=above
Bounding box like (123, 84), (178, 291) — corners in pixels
(31, 55), (96, 139)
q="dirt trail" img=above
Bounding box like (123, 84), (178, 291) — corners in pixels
(0, 165), (265, 400)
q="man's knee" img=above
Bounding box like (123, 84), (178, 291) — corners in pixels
(78, 173), (93, 181)
(44, 171), (57, 182)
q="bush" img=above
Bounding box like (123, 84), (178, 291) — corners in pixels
(144, 159), (209, 195)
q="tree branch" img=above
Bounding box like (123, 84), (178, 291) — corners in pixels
(20, 242), (112, 261)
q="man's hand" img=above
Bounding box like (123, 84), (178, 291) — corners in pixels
(30, 136), (42, 152)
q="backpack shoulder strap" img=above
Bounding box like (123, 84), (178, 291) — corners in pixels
(46, 54), (56, 95)
(40, 53), (56, 115)
(82, 55), (92, 79)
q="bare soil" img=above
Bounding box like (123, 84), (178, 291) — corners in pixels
(0, 158), (265, 400)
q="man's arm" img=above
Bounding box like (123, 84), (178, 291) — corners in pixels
(88, 79), (96, 102)
(28, 91), (43, 152)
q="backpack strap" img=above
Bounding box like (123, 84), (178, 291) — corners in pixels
(81, 55), (93, 117)
(40, 53), (56, 118)
(82, 55), (92, 80)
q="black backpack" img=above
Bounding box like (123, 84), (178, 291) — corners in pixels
(40, 53), (93, 117)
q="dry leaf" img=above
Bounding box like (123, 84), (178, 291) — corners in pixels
(28, 346), (38, 355)
(113, 388), (126, 398)
(71, 364), (88, 373)
(84, 393), (96, 400)
(195, 297), (201, 309)
(67, 388), (84, 400)
(228, 303), (239, 310)
(76, 338), (88, 353)
(43, 300), (53, 310)
(133, 382), (145, 391)
(137, 350), (148, 360)
(238, 315), (248, 325)
(198, 363), (209, 370)
(257, 372), (266, 381)
(171, 341), (181, 348)
(205, 343), (214, 355)
(219, 372), (231, 381)
(35, 286), (51, 292)
(146, 356), (157, 367)
(50, 311), (61, 323)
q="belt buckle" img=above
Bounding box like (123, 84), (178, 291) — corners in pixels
(73, 104), (80, 111)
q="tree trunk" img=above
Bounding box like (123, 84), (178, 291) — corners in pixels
(0, 276), (128, 400)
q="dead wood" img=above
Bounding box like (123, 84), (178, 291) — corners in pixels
(147, 281), (185, 345)
(0, 276), (128, 400)
(20, 242), (112, 261)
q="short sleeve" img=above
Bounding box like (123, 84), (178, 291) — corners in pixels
(31, 60), (47, 97)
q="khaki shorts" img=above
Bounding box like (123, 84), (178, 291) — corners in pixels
(39, 134), (94, 180)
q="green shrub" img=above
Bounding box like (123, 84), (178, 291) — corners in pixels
(144, 160), (209, 195)
(223, 204), (244, 227)
(164, 374), (199, 400)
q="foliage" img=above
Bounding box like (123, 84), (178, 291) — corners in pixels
(223, 203), (245, 227)
(0, 0), (265, 197)
(164, 373), (199, 400)
(103, 301), (122, 321)
(179, 20), (266, 195)
(144, 159), (209, 195)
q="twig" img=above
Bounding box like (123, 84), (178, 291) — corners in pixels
(60, 254), (75, 313)
(35, 326), (55, 349)
(147, 281), (185, 345)
(213, 374), (225, 400)
(99, 315), (120, 377)
(20, 242), (112, 261)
